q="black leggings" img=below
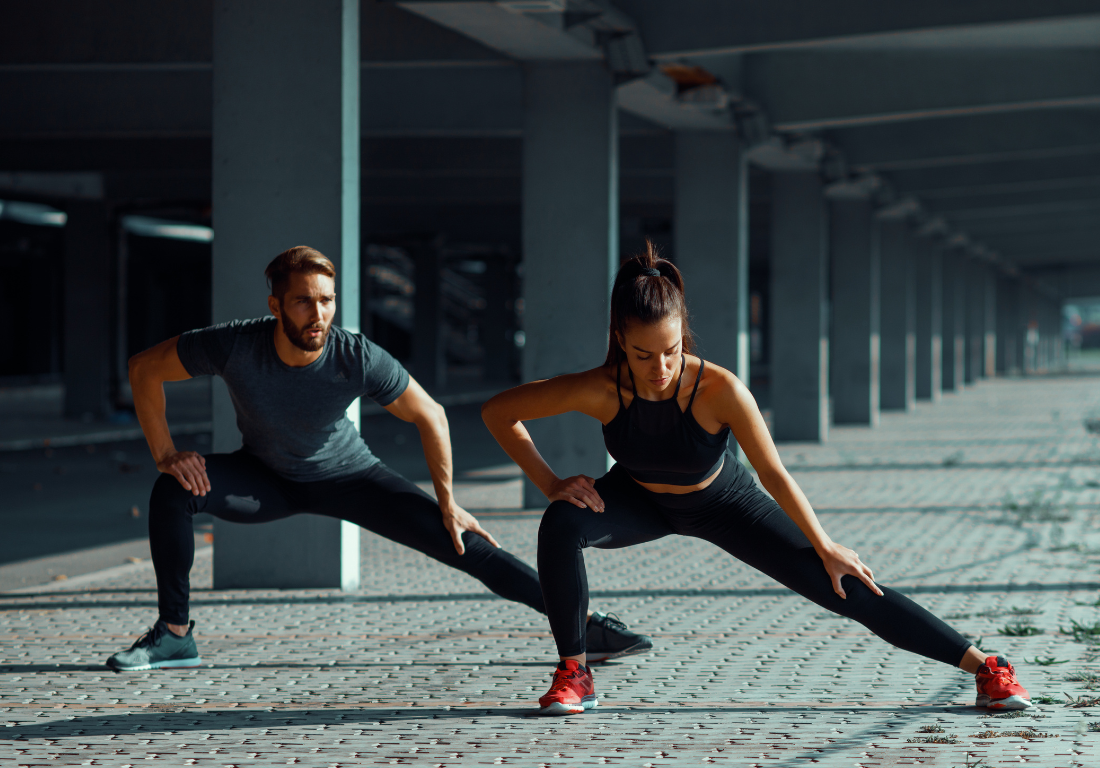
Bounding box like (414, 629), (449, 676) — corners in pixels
(149, 451), (545, 624)
(537, 454), (972, 665)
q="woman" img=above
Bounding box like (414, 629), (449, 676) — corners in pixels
(482, 242), (1031, 716)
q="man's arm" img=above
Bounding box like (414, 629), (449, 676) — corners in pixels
(383, 377), (500, 554)
(129, 337), (211, 496)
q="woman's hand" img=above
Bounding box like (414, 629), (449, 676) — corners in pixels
(817, 542), (883, 599)
(157, 450), (210, 496)
(547, 475), (605, 512)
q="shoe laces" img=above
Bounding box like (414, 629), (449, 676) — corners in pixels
(129, 623), (166, 651)
(548, 666), (586, 692)
(598, 612), (627, 631)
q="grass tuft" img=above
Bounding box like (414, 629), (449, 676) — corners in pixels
(1000, 622), (1043, 637)
(1027, 656), (1069, 666)
(906, 735), (958, 743)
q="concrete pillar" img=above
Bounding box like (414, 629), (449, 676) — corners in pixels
(983, 266), (997, 378)
(878, 218), (915, 410)
(1021, 283), (1038, 374)
(411, 243), (445, 391)
(828, 197), (879, 425)
(913, 237), (942, 402)
(964, 258), (985, 384)
(941, 248), (965, 392)
(210, 0), (360, 590)
(996, 274), (1017, 375)
(770, 172), (828, 442)
(674, 132), (749, 384)
(482, 254), (513, 383)
(521, 62), (617, 506)
(63, 200), (114, 420)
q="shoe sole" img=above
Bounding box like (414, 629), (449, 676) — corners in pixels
(106, 656), (202, 672)
(537, 695), (598, 716)
(976, 694), (1031, 710)
(586, 642), (654, 663)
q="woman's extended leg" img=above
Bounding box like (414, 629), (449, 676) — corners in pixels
(683, 485), (973, 668)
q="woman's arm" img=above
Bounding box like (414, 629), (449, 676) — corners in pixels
(706, 369), (883, 599)
(482, 369), (614, 511)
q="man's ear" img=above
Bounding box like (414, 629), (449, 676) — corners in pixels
(267, 295), (280, 318)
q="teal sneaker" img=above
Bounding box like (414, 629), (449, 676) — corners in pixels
(106, 620), (202, 671)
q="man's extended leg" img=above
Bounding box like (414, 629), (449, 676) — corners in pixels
(310, 460), (546, 612)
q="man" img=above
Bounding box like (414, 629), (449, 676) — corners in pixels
(107, 246), (651, 671)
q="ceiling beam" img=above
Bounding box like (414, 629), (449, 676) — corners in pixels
(745, 51), (1100, 131)
(615, 0), (1100, 56)
(832, 109), (1100, 170)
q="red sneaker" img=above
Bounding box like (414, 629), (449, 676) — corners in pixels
(537, 660), (598, 716)
(975, 655), (1031, 710)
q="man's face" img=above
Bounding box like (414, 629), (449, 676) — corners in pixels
(274, 272), (336, 352)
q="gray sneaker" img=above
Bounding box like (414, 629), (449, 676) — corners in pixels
(106, 620), (202, 671)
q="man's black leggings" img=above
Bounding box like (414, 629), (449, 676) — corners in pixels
(538, 455), (972, 666)
(150, 451), (545, 624)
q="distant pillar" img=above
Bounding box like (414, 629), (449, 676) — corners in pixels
(521, 62), (617, 506)
(770, 172), (828, 442)
(941, 248), (965, 392)
(63, 200), (114, 420)
(983, 266), (997, 378)
(964, 259), (985, 384)
(828, 197), (879, 425)
(1021, 283), (1038, 374)
(878, 217), (915, 410)
(996, 274), (1017, 375)
(412, 243), (445, 391)
(913, 237), (942, 402)
(211, 0), (360, 590)
(674, 132), (749, 384)
(482, 254), (513, 383)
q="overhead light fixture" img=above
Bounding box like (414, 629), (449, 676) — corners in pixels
(122, 215), (213, 243)
(0, 199), (67, 227)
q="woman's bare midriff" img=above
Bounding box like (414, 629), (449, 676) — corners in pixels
(634, 459), (724, 495)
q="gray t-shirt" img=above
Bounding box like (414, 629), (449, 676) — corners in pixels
(177, 317), (409, 481)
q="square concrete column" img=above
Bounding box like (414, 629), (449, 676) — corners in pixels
(964, 258), (985, 384)
(913, 237), (942, 402)
(1020, 283), (1037, 374)
(211, 0), (361, 590)
(770, 172), (828, 442)
(521, 62), (617, 507)
(828, 197), (879, 425)
(878, 218), (915, 411)
(983, 266), (997, 378)
(674, 132), (749, 383)
(63, 200), (114, 420)
(996, 274), (1018, 375)
(941, 248), (966, 392)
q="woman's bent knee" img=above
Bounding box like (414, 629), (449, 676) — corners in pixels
(538, 500), (592, 550)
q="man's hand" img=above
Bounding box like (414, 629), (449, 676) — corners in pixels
(157, 450), (211, 496)
(817, 541), (883, 599)
(441, 502), (500, 555)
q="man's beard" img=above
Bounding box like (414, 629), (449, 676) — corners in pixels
(280, 311), (330, 352)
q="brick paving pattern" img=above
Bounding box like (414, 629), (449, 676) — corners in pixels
(3, 376), (1100, 765)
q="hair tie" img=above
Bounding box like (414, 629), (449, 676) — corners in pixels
(639, 267), (661, 277)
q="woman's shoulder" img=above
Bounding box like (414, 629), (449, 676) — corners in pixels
(687, 355), (743, 400)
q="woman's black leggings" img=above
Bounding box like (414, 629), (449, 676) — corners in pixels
(538, 454), (972, 666)
(149, 451), (545, 624)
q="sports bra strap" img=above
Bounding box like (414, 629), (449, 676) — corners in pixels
(671, 354), (686, 397)
(686, 358), (706, 413)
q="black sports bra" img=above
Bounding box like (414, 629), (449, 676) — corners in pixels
(602, 355), (731, 485)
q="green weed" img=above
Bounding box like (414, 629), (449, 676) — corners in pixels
(1032, 694), (1059, 705)
(1061, 619), (1100, 642)
(1066, 671), (1100, 689)
(918, 724), (945, 733)
(1000, 622), (1043, 637)
(907, 735), (958, 743)
(1027, 656), (1068, 666)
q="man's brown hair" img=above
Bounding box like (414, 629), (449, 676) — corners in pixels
(264, 246), (336, 301)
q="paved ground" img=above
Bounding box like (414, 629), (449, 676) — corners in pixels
(4, 375), (1100, 766)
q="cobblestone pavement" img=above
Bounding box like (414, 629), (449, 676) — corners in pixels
(4, 376), (1100, 766)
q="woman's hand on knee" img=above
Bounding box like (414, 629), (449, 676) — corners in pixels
(547, 475), (604, 513)
(818, 542), (883, 599)
(157, 451), (211, 496)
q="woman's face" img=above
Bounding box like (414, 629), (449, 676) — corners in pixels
(618, 316), (683, 396)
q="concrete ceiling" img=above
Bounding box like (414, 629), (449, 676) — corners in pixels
(3, 0), (1100, 285)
